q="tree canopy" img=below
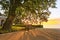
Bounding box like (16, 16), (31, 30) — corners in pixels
(0, 0), (56, 31)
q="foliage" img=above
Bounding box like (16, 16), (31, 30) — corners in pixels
(0, 0), (56, 30)
(14, 0), (56, 24)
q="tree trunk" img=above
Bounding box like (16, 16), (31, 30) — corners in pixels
(2, 15), (15, 31)
(2, 6), (16, 31)
(2, 0), (22, 31)
(2, 0), (17, 31)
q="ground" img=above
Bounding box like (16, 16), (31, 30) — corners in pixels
(0, 28), (60, 40)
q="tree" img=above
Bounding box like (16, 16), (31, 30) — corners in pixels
(0, 0), (56, 31)
(15, 0), (56, 25)
(0, 0), (23, 31)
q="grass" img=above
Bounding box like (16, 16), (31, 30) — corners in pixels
(0, 26), (25, 30)
(0, 25), (25, 34)
(0, 25), (43, 33)
(12, 26), (25, 31)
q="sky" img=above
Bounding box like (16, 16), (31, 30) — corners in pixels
(42, 18), (60, 28)
(0, 5), (5, 14)
(43, 0), (60, 28)
(49, 0), (60, 19)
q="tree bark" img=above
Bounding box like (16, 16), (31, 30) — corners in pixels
(2, 0), (17, 31)
(2, 15), (15, 31)
(2, 7), (16, 31)
(2, 0), (25, 31)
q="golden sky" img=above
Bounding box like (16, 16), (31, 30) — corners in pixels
(42, 18), (60, 25)
(42, 18), (60, 28)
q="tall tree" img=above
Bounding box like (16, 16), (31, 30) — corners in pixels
(0, 0), (56, 31)
(0, 0), (23, 31)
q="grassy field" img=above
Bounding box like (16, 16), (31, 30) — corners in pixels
(0, 25), (43, 33)
(0, 25), (25, 33)
(0, 26), (25, 30)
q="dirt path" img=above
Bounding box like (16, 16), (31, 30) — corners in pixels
(0, 29), (60, 40)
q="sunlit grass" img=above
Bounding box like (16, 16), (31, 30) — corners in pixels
(0, 25), (25, 33)
(12, 26), (25, 31)
(0, 26), (25, 31)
